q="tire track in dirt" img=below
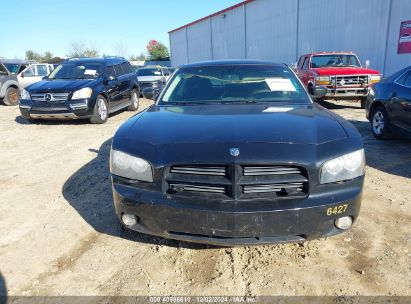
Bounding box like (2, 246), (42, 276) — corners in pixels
(18, 232), (100, 295)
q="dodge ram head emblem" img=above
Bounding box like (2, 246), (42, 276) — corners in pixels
(230, 148), (240, 157)
(45, 93), (52, 102)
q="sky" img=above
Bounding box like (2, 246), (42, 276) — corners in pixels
(1, 0), (240, 59)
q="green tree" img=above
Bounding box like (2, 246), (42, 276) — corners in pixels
(146, 40), (169, 61)
(43, 51), (53, 62)
(25, 50), (42, 62)
(129, 52), (147, 61)
(25, 50), (54, 62)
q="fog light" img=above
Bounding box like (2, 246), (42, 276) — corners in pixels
(335, 216), (353, 230)
(122, 214), (137, 226)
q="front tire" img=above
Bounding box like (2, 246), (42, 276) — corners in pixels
(3, 87), (20, 106)
(90, 95), (108, 124)
(371, 106), (391, 139)
(127, 89), (139, 111)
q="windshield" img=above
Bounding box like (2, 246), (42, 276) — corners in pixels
(160, 65), (310, 105)
(0, 63), (8, 75)
(49, 62), (103, 79)
(311, 55), (361, 68)
(3, 63), (20, 74)
(136, 68), (162, 76)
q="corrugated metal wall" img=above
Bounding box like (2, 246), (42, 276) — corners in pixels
(169, 0), (411, 75)
(245, 0), (298, 62)
(211, 5), (246, 60)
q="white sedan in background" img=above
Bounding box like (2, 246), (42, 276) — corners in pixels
(17, 63), (54, 88)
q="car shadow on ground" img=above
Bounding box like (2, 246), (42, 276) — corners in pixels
(348, 119), (411, 179)
(62, 138), (211, 250)
(0, 272), (6, 304)
(318, 99), (360, 110)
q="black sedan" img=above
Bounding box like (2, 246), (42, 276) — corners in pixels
(366, 66), (411, 139)
(110, 60), (365, 246)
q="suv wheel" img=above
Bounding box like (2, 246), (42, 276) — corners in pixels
(128, 89), (139, 111)
(371, 106), (391, 139)
(90, 95), (108, 124)
(3, 87), (20, 106)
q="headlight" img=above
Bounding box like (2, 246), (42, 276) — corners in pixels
(21, 89), (30, 100)
(315, 76), (330, 85)
(370, 75), (381, 84)
(320, 149), (365, 184)
(110, 149), (153, 182)
(71, 87), (92, 100)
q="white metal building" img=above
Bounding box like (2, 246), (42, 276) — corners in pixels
(168, 0), (411, 76)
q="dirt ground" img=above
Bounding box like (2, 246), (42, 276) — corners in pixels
(0, 99), (410, 298)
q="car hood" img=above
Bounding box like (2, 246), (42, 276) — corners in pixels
(119, 104), (348, 145)
(313, 67), (380, 76)
(26, 79), (97, 92)
(137, 76), (162, 82)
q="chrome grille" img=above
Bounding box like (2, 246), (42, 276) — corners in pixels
(169, 183), (226, 194)
(31, 93), (69, 102)
(243, 183), (304, 194)
(331, 75), (369, 87)
(166, 165), (308, 198)
(170, 166), (226, 176)
(243, 166), (302, 176)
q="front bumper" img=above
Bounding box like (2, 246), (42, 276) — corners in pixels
(322, 86), (369, 99)
(19, 98), (92, 120)
(112, 177), (363, 246)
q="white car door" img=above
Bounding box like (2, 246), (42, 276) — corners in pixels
(18, 64), (49, 88)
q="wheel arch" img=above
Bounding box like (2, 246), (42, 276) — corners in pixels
(0, 80), (20, 98)
(369, 101), (386, 121)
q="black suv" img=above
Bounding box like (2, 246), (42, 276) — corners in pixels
(20, 57), (139, 124)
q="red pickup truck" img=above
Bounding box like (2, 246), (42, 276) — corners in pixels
(296, 52), (381, 108)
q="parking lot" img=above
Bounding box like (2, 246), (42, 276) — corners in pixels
(0, 99), (410, 297)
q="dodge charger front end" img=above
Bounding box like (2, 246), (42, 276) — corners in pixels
(110, 60), (365, 246)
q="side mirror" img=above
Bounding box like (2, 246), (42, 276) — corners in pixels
(142, 87), (155, 100)
(20, 73), (25, 78)
(312, 86), (327, 98)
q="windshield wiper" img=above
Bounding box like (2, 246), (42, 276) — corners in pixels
(162, 101), (223, 105)
(228, 100), (259, 104)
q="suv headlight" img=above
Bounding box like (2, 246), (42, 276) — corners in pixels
(110, 149), (153, 182)
(72, 87), (92, 100)
(320, 149), (365, 184)
(315, 76), (330, 85)
(21, 89), (30, 100)
(370, 75), (381, 84)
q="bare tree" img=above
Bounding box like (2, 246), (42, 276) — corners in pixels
(112, 41), (129, 58)
(67, 41), (99, 58)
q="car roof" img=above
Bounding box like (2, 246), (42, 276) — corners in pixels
(0, 59), (34, 64)
(303, 52), (356, 57)
(64, 56), (128, 66)
(180, 60), (286, 68)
